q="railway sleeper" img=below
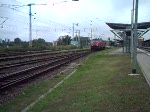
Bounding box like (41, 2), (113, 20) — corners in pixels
(0, 51), (90, 91)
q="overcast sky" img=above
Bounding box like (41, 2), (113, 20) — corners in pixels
(0, 0), (150, 42)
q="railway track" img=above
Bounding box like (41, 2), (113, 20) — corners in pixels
(0, 50), (91, 91)
(0, 52), (72, 71)
(0, 50), (59, 57)
(0, 50), (61, 63)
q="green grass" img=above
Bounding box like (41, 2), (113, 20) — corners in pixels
(28, 50), (150, 112)
(0, 71), (74, 112)
(1, 49), (150, 112)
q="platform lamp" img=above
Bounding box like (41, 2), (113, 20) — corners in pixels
(132, 0), (139, 74)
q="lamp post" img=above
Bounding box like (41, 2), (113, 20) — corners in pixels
(28, 1), (73, 47)
(1, 0), (79, 47)
(74, 30), (80, 47)
(90, 22), (93, 39)
(28, 0), (72, 47)
(72, 23), (78, 41)
(27, 3), (47, 47)
(28, 4), (32, 47)
(131, 0), (135, 58)
(86, 18), (93, 39)
(132, 0), (138, 74)
(131, 9), (134, 56)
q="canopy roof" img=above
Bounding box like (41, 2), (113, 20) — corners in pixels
(106, 22), (150, 30)
(106, 22), (150, 38)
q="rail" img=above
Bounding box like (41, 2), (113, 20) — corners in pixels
(0, 50), (91, 91)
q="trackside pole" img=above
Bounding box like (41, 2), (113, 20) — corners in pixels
(132, 0), (138, 74)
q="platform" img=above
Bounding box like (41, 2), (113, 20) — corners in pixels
(137, 53), (150, 86)
(108, 48), (124, 55)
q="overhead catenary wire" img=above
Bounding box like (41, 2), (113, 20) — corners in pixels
(0, 0), (135, 41)
(0, 3), (74, 31)
(0, 13), (71, 33)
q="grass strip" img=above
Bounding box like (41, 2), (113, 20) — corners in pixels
(0, 69), (77, 112)
(1, 49), (150, 112)
(27, 50), (150, 112)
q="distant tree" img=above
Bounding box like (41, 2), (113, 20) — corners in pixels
(2, 40), (6, 44)
(37, 38), (45, 44)
(32, 38), (47, 49)
(57, 37), (62, 45)
(14, 37), (21, 43)
(57, 35), (71, 45)
(32, 38), (46, 45)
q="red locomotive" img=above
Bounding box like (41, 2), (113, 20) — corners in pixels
(91, 38), (106, 51)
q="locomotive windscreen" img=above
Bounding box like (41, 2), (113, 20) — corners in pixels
(92, 38), (103, 42)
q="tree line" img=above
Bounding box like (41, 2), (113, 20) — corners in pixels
(0, 35), (91, 53)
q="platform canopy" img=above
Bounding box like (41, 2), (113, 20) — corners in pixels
(106, 22), (150, 39)
(106, 22), (150, 29)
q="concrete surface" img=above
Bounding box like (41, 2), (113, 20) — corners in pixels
(137, 53), (150, 87)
